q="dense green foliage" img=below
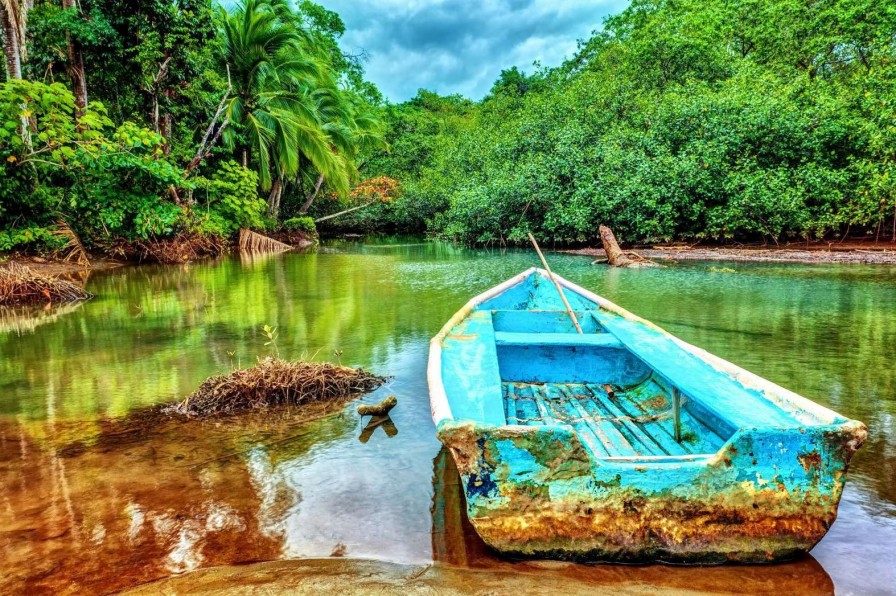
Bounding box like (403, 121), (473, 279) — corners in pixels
(3, 0), (896, 252)
(0, 79), (187, 249)
(0, 0), (384, 254)
(365, 0), (896, 244)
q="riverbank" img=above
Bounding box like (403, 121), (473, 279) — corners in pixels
(562, 243), (896, 265)
(0, 228), (317, 282)
(0, 255), (123, 278)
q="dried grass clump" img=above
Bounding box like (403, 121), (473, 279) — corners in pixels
(133, 234), (229, 264)
(167, 358), (386, 417)
(0, 262), (93, 306)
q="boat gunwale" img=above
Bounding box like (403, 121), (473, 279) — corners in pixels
(428, 268), (539, 425)
(429, 267), (861, 451)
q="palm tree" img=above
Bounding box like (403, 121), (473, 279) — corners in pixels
(297, 91), (386, 214)
(220, 0), (352, 217)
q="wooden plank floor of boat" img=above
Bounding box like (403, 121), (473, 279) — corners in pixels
(502, 382), (726, 458)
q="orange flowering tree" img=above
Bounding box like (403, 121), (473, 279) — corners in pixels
(315, 176), (401, 222)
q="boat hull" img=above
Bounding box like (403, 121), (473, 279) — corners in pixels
(429, 268), (867, 563)
(438, 419), (866, 564)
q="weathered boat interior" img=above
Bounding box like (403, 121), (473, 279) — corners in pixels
(438, 271), (842, 461)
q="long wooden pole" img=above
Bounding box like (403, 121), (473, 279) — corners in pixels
(528, 233), (583, 334)
(672, 386), (682, 443)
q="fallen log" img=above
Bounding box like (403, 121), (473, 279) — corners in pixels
(599, 226), (660, 268)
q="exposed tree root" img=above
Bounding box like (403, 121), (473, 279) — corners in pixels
(50, 219), (91, 266)
(239, 228), (292, 253)
(130, 233), (229, 264)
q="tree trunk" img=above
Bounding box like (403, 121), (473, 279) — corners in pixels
(267, 177), (283, 219)
(599, 225), (659, 268)
(299, 174), (325, 214)
(61, 0), (87, 117)
(599, 226), (636, 267)
(1, 5), (22, 80)
(161, 112), (172, 154)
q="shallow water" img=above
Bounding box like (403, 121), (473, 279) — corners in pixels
(1, 238), (894, 594)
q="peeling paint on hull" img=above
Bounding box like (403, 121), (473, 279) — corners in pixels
(438, 420), (865, 563)
(429, 269), (867, 564)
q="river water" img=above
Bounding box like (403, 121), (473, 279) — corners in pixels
(1, 238), (894, 594)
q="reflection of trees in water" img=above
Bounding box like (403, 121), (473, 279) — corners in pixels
(0, 407), (354, 594)
(429, 447), (835, 593)
(0, 251), (446, 420)
(0, 302), (85, 336)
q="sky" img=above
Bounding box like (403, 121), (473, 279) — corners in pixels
(222, 0), (628, 102)
(322, 0), (627, 101)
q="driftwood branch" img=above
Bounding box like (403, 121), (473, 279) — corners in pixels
(314, 200), (376, 223)
(357, 395), (397, 417)
(599, 226), (660, 268)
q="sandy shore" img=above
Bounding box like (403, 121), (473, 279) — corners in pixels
(562, 245), (896, 265)
(122, 557), (834, 595)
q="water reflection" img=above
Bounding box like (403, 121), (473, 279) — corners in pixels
(0, 407), (841, 595)
(359, 415), (398, 443)
(1, 416), (280, 593)
(1, 240), (895, 593)
(0, 301), (85, 335)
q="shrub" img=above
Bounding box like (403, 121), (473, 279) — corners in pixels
(193, 161), (266, 236)
(0, 227), (67, 253)
(283, 216), (316, 234)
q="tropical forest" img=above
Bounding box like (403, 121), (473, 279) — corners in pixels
(1, 0), (895, 254)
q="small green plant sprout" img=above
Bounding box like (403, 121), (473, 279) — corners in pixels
(262, 324), (279, 357)
(333, 349), (343, 365)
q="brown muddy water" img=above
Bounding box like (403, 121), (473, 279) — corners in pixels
(1, 238), (894, 594)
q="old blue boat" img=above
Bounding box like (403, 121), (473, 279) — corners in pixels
(428, 268), (867, 564)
